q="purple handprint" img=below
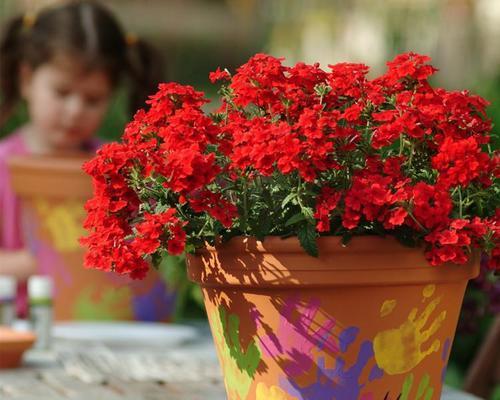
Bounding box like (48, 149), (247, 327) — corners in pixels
(259, 296), (337, 377)
(24, 214), (72, 286)
(132, 281), (176, 321)
(280, 325), (383, 400)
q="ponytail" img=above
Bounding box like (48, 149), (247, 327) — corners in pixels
(0, 16), (25, 127)
(125, 38), (164, 115)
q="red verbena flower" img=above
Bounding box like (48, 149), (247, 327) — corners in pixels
(81, 52), (499, 279)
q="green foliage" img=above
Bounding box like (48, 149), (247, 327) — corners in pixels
(444, 363), (464, 389)
(298, 223), (319, 257)
(158, 253), (206, 320)
(96, 88), (129, 141)
(491, 385), (500, 400)
(0, 103), (28, 138)
(473, 76), (500, 150)
(447, 303), (495, 392)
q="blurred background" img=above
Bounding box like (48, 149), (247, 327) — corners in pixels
(0, 0), (499, 398)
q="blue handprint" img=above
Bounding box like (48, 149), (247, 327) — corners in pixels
(280, 326), (383, 400)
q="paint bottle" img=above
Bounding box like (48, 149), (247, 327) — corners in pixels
(28, 275), (53, 349)
(0, 276), (16, 326)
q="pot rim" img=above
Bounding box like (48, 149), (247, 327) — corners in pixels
(187, 235), (480, 287)
(7, 155), (92, 198)
(197, 235), (429, 255)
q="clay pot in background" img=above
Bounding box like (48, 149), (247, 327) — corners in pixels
(8, 156), (175, 322)
(0, 327), (36, 369)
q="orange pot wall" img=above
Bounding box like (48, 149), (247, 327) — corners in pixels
(8, 156), (175, 322)
(187, 236), (478, 400)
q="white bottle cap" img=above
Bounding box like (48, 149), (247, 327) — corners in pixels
(0, 276), (16, 299)
(28, 275), (53, 300)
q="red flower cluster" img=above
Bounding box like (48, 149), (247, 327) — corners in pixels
(132, 210), (186, 258)
(82, 52), (499, 278)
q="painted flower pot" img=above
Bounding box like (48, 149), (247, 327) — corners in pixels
(187, 236), (479, 400)
(8, 156), (175, 321)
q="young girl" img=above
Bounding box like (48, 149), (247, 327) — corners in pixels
(0, 1), (168, 318)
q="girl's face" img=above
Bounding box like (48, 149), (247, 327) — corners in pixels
(21, 54), (113, 151)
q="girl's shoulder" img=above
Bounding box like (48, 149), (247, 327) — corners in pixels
(0, 130), (28, 178)
(0, 130), (27, 159)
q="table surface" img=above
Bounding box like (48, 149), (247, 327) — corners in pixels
(0, 323), (483, 400)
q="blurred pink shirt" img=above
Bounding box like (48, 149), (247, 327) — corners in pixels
(0, 131), (28, 250)
(0, 131), (30, 315)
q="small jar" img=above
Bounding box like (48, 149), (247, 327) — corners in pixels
(0, 276), (16, 326)
(28, 276), (53, 349)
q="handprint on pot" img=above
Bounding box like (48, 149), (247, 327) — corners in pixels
(35, 199), (86, 252)
(209, 305), (261, 400)
(399, 373), (434, 400)
(281, 325), (383, 400)
(373, 285), (446, 375)
(132, 281), (176, 321)
(23, 207), (72, 283)
(259, 296), (336, 377)
(256, 382), (298, 400)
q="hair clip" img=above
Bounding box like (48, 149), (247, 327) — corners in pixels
(22, 13), (37, 29)
(125, 33), (138, 47)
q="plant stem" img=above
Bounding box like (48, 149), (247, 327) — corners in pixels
(296, 175), (304, 209)
(407, 209), (428, 233)
(408, 140), (415, 167)
(458, 186), (463, 219)
(242, 178), (249, 232)
(196, 218), (210, 238)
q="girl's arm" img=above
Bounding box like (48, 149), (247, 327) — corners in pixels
(0, 249), (36, 280)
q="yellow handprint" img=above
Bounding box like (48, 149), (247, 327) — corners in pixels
(373, 285), (446, 375)
(380, 299), (397, 317)
(35, 199), (86, 252)
(256, 382), (298, 400)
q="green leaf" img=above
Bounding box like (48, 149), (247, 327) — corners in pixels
(270, 114), (282, 124)
(314, 83), (332, 97)
(301, 206), (315, 223)
(151, 251), (163, 268)
(298, 223), (318, 257)
(155, 202), (170, 214)
(341, 232), (353, 246)
(281, 192), (297, 208)
(285, 212), (306, 227)
(252, 210), (272, 241)
(139, 203), (152, 213)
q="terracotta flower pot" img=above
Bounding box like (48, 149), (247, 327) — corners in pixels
(0, 327), (36, 369)
(187, 236), (479, 400)
(8, 155), (176, 321)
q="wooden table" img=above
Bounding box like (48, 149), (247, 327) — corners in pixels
(0, 324), (483, 400)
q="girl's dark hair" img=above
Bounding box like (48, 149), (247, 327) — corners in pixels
(0, 0), (163, 126)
